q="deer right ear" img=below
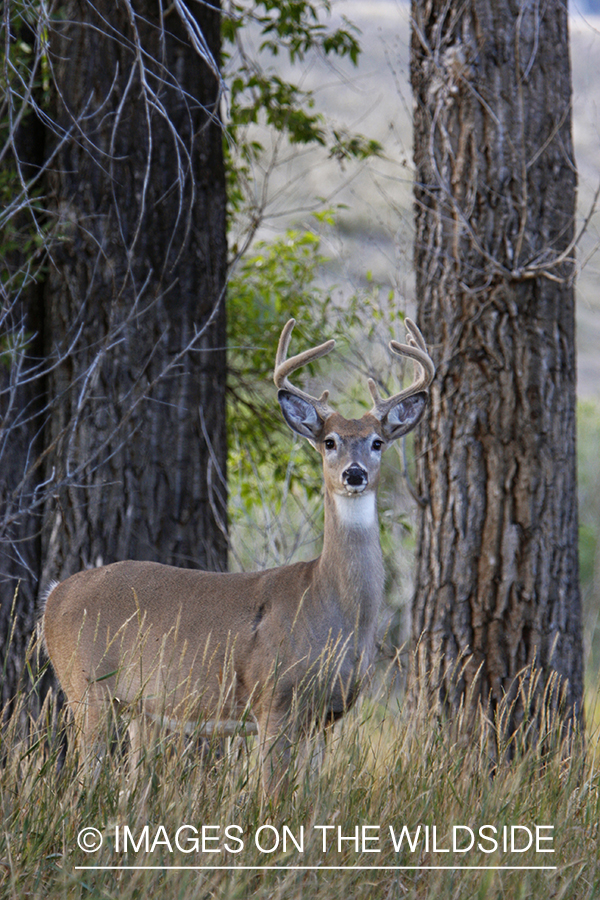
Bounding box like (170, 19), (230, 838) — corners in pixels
(278, 390), (325, 441)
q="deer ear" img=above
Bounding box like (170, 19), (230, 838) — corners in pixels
(381, 392), (427, 441)
(278, 390), (325, 440)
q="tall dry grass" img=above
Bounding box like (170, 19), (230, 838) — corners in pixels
(0, 636), (598, 900)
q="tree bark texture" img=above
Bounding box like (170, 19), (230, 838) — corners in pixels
(40, 0), (227, 592)
(0, 277), (46, 706)
(410, 0), (583, 731)
(0, 14), (48, 704)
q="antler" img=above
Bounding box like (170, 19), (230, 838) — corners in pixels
(274, 319), (336, 418)
(368, 318), (435, 420)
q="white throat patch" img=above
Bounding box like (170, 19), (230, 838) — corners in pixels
(333, 492), (377, 530)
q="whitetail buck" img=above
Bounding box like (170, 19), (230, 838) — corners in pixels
(42, 318), (434, 794)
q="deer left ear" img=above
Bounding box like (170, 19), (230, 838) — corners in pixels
(381, 392), (427, 441)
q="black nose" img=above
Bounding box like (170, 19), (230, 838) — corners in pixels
(343, 465), (368, 487)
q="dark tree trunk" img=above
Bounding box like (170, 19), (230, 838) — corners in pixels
(0, 286), (46, 707)
(0, 16), (48, 705)
(410, 0), (583, 735)
(40, 0), (228, 592)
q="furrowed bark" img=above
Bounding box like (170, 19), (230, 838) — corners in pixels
(410, 0), (583, 736)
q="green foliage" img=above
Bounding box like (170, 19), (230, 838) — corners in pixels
(222, 0), (360, 68)
(226, 214), (409, 467)
(226, 212), (421, 579)
(578, 400), (600, 679)
(222, 0), (383, 218)
(328, 129), (385, 163)
(230, 71), (327, 144)
(227, 214), (332, 380)
(226, 216), (339, 566)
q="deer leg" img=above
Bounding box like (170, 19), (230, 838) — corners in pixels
(298, 728), (326, 778)
(256, 708), (297, 800)
(127, 714), (143, 777)
(69, 684), (108, 781)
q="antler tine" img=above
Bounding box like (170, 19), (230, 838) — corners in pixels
(274, 319), (336, 415)
(391, 318), (435, 387)
(369, 318), (435, 419)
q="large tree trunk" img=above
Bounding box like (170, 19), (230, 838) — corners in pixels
(0, 279), (46, 708)
(40, 0), (228, 593)
(0, 16), (48, 705)
(410, 0), (583, 736)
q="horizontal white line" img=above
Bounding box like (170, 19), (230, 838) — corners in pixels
(75, 865), (557, 871)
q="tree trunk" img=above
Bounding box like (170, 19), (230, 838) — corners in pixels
(0, 283), (46, 707)
(39, 0), (228, 594)
(410, 0), (583, 736)
(0, 15), (48, 705)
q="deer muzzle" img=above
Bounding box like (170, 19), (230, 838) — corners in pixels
(342, 464), (369, 493)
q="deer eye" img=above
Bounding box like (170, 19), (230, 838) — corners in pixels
(324, 438), (336, 451)
(372, 439), (384, 452)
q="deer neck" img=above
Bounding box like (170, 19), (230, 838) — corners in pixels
(316, 489), (385, 637)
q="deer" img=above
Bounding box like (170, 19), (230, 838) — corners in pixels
(42, 318), (435, 795)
